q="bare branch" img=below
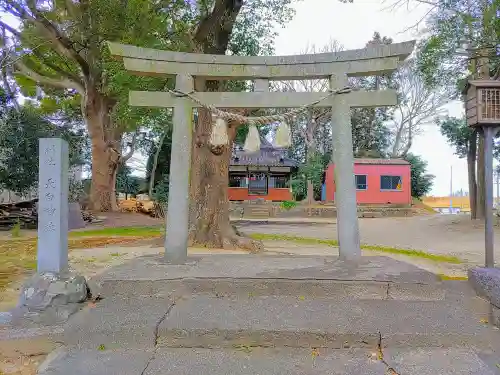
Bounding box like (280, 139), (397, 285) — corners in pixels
(389, 59), (452, 157)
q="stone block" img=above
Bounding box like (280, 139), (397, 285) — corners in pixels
(158, 295), (497, 349)
(386, 348), (497, 375)
(468, 267), (500, 308)
(19, 272), (88, 311)
(12, 272), (89, 324)
(37, 348), (153, 375)
(68, 202), (86, 230)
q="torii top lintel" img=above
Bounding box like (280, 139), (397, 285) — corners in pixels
(107, 40), (415, 80)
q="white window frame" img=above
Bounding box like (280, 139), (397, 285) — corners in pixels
(355, 174), (368, 190)
(380, 175), (402, 191)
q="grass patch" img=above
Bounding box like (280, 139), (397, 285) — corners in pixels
(438, 274), (468, 281)
(250, 233), (463, 264)
(69, 226), (163, 238)
(0, 235), (158, 293)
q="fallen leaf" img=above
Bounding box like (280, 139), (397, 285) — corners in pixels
(97, 344), (105, 351)
(311, 348), (319, 358)
(480, 318), (489, 324)
(233, 344), (252, 353)
(298, 295), (305, 301)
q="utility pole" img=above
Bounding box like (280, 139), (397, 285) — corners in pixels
(449, 165), (453, 214)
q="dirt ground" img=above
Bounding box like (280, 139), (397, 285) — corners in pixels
(238, 214), (500, 266)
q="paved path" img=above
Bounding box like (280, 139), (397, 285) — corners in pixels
(238, 215), (500, 266)
(21, 254), (500, 374)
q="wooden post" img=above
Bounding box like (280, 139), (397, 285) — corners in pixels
(164, 74), (194, 264)
(330, 74), (361, 260)
(483, 125), (500, 267)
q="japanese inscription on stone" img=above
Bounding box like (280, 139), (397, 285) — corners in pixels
(41, 151), (58, 231)
(37, 138), (69, 273)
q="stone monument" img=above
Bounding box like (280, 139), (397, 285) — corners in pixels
(13, 138), (89, 324)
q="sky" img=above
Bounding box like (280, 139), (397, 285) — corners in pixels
(271, 0), (468, 196)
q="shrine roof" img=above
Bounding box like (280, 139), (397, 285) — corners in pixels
(231, 137), (298, 167)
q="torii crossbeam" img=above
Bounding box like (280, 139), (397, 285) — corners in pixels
(109, 40), (415, 263)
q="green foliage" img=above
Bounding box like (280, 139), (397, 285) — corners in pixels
(280, 200), (297, 210)
(145, 124), (172, 194)
(0, 107), (86, 195)
(291, 153), (325, 200)
(403, 153), (435, 198)
(115, 165), (141, 198)
(69, 178), (85, 202)
(439, 115), (500, 162)
(10, 220), (21, 238)
(416, 0), (500, 92)
(152, 174), (169, 204)
(437, 116), (474, 158)
(350, 32), (394, 157)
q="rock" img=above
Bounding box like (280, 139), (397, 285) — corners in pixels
(18, 272), (89, 311)
(8, 272), (90, 325)
(468, 267), (500, 308)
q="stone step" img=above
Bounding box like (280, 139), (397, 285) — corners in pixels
(157, 295), (499, 350)
(37, 347), (500, 375)
(62, 293), (498, 351)
(97, 255), (449, 301)
(100, 277), (449, 301)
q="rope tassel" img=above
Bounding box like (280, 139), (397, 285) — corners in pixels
(244, 124), (261, 153)
(274, 121), (292, 148)
(209, 117), (229, 146)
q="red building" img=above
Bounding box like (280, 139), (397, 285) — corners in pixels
(228, 137), (298, 201)
(324, 158), (412, 205)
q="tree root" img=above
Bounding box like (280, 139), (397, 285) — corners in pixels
(189, 224), (263, 252)
(148, 226), (263, 252)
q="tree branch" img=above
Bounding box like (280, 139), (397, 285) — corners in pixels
(30, 47), (84, 87)
(4, 0), (91, 78)
(15, 59), (85, 94)
(194, 0), (243, 53)
(121, 132), (138, 162)
(64, 0), (80, 19)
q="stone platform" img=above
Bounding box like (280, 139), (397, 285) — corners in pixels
(7, 254), (500, 374)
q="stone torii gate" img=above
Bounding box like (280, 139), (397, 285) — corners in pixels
(109, 40), (415, 263)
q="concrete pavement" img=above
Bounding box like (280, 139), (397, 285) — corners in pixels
(12, 254), (499, 374)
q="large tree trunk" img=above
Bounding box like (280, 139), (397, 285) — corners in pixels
(188, 106), (262, 251)
(306, 180), (315, 204)
(84, 87), (121, 212)
(476, 131), (486, 220)
(468, 130), (478, 219)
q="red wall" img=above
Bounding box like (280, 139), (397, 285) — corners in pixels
(325, 163), (411, 205)
(228, 188), (293, 201)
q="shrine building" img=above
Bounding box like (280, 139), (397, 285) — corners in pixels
(323, 158), (412, 205)
(228, 137), (298, 201)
